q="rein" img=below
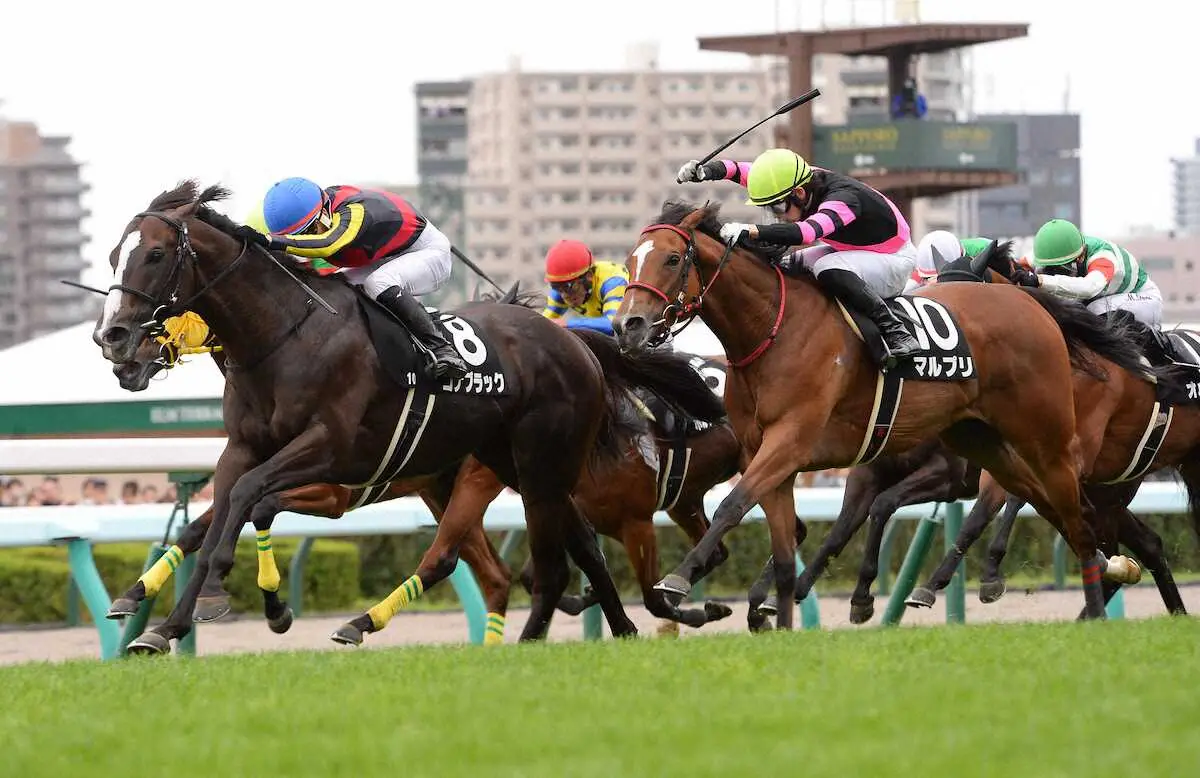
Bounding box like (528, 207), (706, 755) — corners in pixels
(628, 223), (786, 368)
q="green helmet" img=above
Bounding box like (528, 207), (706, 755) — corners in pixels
(745, 148), (814, 207)
(1031, 219), (1085, 267)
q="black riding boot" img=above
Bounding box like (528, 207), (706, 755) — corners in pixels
(376, 286), (469, 380)
(818, 268), (921, 368)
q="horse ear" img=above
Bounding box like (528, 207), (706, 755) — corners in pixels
(679, 208), (707, 229)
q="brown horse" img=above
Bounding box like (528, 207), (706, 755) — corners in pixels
(613, 201), (1171, 627)
(92, 182), (724, 653)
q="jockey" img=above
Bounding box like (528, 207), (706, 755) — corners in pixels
(677, 148), (921, 367)
(245, 200), (339, 276)
(1016, 218), (1175, 362)
(907, 230), (995, 292)
(541, 239), (629, 335)
(240, 177), (468, 380)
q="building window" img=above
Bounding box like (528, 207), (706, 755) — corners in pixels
(1027, 169), (1049, 186)
(1052, 203), (1075, 219)
(1142, 257), (1174, 271)
(1054, 170), (1075, 186)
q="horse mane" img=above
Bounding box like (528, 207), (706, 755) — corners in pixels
(472, 282), (542, 309)
(149, 179), (328, 280)
(653, 199), (793, 265)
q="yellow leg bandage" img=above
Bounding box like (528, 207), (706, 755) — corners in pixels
(484, 612), (506, 646)
(138, 545), (184, 597)
(256, 530), (281, 592)
(367, 575), (425, 631)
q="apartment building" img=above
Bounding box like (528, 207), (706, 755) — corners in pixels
(1172, 138), (1200, 236)
(0, 119), (91, 348)
(464, 51), (777, 290)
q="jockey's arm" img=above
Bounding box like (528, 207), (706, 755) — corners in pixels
(541, 288), (568, 320)
(755, 193), (862, 246)
(270, 202), (369, 259)
(699, 160), (752, 186)
(1037, 254), (1116, 300)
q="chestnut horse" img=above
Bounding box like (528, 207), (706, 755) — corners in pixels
(614, 201), (1174, 627)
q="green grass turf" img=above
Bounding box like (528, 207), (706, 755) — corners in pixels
(1, 617), (1196, 777)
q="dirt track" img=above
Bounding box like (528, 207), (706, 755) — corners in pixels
(1, 582), (1195, 665)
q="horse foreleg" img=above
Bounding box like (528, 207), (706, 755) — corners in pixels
(658, 427), (804, 629)
(107, 507), (212, 619)
(909, 472), (1009, 609)
(194, 427), (335, 624)
(791, 466), (879, 604)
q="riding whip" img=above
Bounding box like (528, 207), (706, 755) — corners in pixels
(699, 88), (822, 164)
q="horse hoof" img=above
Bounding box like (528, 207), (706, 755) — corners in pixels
(652, 574), (690, 606)
(704, 601), (733, 622)
(125, 632), (171, 656)
(1104, 555), (1142, 585)
(849, 599), (875, 624)
(757, 595), (779, 617)
(330, 623), (364, 646)
(268, 605), (294, 635)
(193, 595), (232, 623)
(612, 623), (639, 639)
(905, 587), (936, 609)
(107, 597), (140, 620)
(978, 580), (1007, 604)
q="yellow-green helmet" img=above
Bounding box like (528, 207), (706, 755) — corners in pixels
(245, 200), (270, 235)
(745, 148), (814, 207)
(1031, 219), (1085, 267)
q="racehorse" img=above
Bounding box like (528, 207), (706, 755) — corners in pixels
(106, 318), (738, 645)
(613, 201), (1175, 627)
(92, 181), (724, 652)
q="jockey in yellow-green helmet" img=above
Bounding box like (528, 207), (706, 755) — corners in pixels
(676, 148), (921, 368)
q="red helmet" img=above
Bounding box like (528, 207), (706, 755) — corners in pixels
(544, 240), (594, 283)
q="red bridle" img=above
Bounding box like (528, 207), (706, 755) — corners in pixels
(626, 223), (786, 369)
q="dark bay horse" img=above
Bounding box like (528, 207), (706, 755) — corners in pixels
(613, 201), (1172, 627)
(107, 324), (737, 644)
(92, 181), (723, 652)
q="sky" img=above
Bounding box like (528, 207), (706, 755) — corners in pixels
(0, 0), (1192, 290)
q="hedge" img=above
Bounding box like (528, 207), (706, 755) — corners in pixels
(0, 538), (360, 626)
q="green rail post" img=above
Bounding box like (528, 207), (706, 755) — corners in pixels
(175, 552), (197, 656)
(64, 540), (121, 661)
(943, 502), (966, 624)
(448, 560), (487, 644)
(796, 552), (821, 629)
(287, 537), (316, 618)
(497, 529), (524, 562)
(166, 472), (210, 658)
(1053, 536), (1067, 589)
(118, 543), (168, 657)
(1106, 588), (1125, 619)
(582, 538), (605, 640)
(66, 575), (80, 627)
(878, 519), (903, 596)
(881, 511), (941, 626)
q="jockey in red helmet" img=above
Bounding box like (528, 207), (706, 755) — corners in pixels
(541, 239), (629, 335)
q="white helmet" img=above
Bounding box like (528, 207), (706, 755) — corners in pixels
(916, 230), (964, 277)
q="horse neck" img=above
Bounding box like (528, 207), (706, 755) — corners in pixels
(696, 247), (821, 366)
(188, 231), (320, 369)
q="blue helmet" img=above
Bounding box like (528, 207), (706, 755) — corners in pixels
(263, 177), (326, 234)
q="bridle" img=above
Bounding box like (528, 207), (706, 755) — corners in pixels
(109, 210), (252, 341)
(626, 223), (787, 368)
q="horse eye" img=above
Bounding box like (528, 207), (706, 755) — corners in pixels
(665, 253), (682, 266)
(148, 248), (166, 261)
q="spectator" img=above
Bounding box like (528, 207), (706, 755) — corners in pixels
(890, 77), (927, 120)
(120, 480), (141, 504)
(39, 476), (64, 506)
(141, 484), (160, 503)
(1, 478), (25, 507)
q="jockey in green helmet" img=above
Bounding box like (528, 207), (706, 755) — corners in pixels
(677, 148), (921, 368)
(1015, 218), (1173, 363)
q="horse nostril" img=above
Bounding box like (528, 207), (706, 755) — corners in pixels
(102, 326), (130, 346)
(623, 315), (646, 334)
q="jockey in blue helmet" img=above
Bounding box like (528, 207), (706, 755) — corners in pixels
(240, 177), (468, 380)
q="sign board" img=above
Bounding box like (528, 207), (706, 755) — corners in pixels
(812, 121), (1019, 173)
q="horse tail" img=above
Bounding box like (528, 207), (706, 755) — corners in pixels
(1020, 287), (1164, 383)
(1175, 456), (1200, 545)
(571, 329), (727, 469)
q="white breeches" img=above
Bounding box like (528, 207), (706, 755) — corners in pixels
(796, 240), (918, 299)
(341, 223), (453, 299)
(1085, 279), (1163, 328)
